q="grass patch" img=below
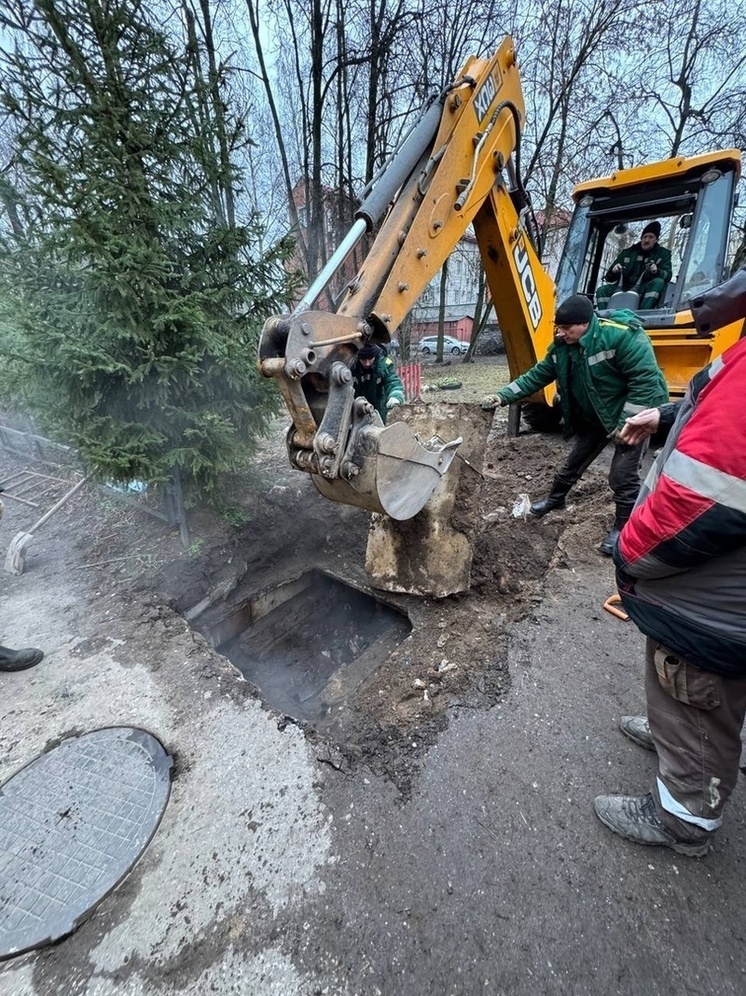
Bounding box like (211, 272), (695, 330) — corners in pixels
(419, 357), (509, 404)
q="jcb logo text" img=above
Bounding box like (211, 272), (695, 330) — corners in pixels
(513, 237), (542, 329)
(474, 74), (497, 124)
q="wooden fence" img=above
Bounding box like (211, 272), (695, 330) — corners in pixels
(0, 422), (190, 547)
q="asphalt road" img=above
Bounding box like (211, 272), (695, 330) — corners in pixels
(2, 504), (746, 995)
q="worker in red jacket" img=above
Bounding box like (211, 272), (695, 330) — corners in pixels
(593, 266), (746, 857)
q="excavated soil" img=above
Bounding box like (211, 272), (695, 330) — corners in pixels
(1, 405), (618, 794)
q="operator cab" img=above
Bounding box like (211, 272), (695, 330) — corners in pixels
(554, 151), (742, 329)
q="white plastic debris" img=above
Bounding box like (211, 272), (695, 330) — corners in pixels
(106, 479), (148, 494)
(511, 493), (532, 519)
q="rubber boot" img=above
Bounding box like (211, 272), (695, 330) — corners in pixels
(0, 645), (44, 672)
(530, 475), (573, 518)
(600, 502), (634, 556)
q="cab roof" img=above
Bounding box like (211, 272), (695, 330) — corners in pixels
(571, 149), (742, 203)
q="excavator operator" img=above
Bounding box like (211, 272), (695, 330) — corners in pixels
(351, 344), (405, 424)
(595, 221), (673, 310)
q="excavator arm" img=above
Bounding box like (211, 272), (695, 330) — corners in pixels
(259, 37), (555, 520)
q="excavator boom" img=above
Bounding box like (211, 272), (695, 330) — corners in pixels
(258, 37), (549, 520)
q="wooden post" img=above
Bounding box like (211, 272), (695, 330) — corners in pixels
(163, 467), (190, 549)
(506, 403), (521, 438)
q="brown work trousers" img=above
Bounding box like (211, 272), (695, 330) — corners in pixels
(646, 638), (746, 844)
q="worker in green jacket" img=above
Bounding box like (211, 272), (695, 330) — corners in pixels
(352, 344), (405, 424)
(481, 294), (668, 555)
(596, 221), (673, 310)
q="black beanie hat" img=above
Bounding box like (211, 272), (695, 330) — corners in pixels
(642, 221), (661, 239)
(554, 294), (595, 325)
(358, 343), (381, 360)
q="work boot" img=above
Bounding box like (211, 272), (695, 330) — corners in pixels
(620, 715), (655, 751)
(593, 792), (711, 857)
(529, 475), (573, 517)
(599, 528), (620, 556)
(0, 645), (44, 672)
(600, 502), (635, 556)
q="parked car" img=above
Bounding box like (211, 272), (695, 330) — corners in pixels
(416, 335), (468, 356)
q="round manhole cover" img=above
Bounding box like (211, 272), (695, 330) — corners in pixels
(0, 726), (172, 960)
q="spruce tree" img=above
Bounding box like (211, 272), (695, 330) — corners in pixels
(0, 0), (296, 491)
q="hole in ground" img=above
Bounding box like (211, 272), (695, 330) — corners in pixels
(201, 570), (411, 727)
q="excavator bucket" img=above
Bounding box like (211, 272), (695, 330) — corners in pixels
(258, 301), (493, 595)
(311, 418), (462, 520)
(365, 403), (494, 597)
(258, 311), (465, 526)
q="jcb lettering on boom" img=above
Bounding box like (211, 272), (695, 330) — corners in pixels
(513, 236), (543, 329)
(473, 73), (498, 124)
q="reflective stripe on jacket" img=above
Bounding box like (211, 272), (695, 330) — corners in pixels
(615, 337), (746, 676)
(497, 309), (668, 437)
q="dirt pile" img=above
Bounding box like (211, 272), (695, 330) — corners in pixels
(1, 412), (618, 793)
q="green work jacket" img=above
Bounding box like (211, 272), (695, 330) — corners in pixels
(352, 356), (405, 423)
(605, 243), (673, 290)
(497, 310), (669, 438)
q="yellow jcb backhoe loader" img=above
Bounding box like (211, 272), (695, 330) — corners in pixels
(259, 36), (743, 525)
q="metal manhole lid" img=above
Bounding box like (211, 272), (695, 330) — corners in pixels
(0, 726), (172, 960)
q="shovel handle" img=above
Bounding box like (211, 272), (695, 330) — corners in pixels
(28, 475), (91, 534)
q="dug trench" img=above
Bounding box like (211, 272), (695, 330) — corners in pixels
(2, 404), (619, 799)
(133, 405), (619, 797)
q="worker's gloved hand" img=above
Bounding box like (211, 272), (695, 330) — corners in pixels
(480, 394), (503, 410)
(386, 397), (402, 409)
(611, 427), (638, 447)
